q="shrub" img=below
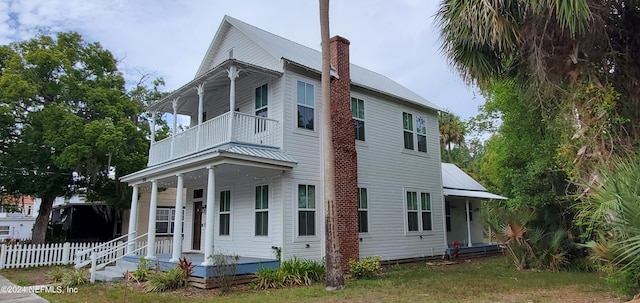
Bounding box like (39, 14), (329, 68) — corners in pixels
(145, 267), (184, 293)
(210, 253), (239, 294)
(256, 266), (286, 289)
(349, 255), (381, 279)
(177, 257), (194, 287)
(61, 270), (88, 288)
(46, 267), (66, 283)
(255, 257), (325, 289)
(130, 256), (153, 282)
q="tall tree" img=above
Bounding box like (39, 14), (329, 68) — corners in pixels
(436, 0), (640, 186)
(0, 32), (149, 243)
(438, 112), (466, 163)
(320, 0), (345, 291)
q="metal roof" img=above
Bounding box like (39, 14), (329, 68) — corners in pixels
(222, 145), (297, 164)
(441, 163), (507, 200)
(197, 15), (441, 112)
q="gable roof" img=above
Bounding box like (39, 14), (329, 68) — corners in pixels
(441, 163), (507, 200)
(196, 15), (441, 111)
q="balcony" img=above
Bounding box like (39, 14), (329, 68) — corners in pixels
(148, 112), (279, 166)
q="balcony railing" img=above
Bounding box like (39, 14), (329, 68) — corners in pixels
(148, 112), (279, 166)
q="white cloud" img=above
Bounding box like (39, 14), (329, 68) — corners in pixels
(1, 0), (483, 119)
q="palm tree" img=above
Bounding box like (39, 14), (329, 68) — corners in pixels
(319, 0), (345, 291)
(439, 112), (466, 162)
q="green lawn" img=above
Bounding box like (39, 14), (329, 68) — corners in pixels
(3, 256), (623, 303)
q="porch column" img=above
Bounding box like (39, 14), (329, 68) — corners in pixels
(170, 98), (179, 158)
(196, 83), (205, 151)
(202, 166), (216, 265)
(227, 65), (238, 142)
(146, 180), (159, 259)
(170, 174), (185, 262)
(465, 199), (473, 247)
(126, 184), (139, 255)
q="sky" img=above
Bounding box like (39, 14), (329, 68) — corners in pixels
(0, 0), (484, 120)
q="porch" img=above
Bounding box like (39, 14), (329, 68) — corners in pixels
(122, 252), (279, 278)
(444, 243), (503, 258)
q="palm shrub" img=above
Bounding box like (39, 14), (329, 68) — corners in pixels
(61, 270), (88, 288)
(577, 155), (640, 296)
(255, 257), (325, 289)
(46, 267), (66, 283)
(145, 267), (184, 293)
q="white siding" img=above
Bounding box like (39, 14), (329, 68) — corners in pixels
(180, 168), (284, 260)
(208, 26), (280, 72)
(280, 69), (324, 261)
(446, 198), (484, 246)
(353, 87), (446, 261)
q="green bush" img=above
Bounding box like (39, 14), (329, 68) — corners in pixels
(46, 267), (66, 283)
(61, 270), (88, 288)
(145, 267), (184, 293)
(255, 257), (325, 289)
(130, 256), (153, 282)
(349, 255), (381, 279)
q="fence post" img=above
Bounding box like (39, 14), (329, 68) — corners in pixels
(62, 242), (71, 264)
(0, 244), (6, 270)
(90, 250), (97, 283)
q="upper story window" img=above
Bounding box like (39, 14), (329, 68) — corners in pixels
(255, 84), (268, 117)
(351, 97), (365, 141)
(403, 112), (427, 153)
(297, 81), (315, 130)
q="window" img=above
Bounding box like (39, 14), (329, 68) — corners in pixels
(416, 115), (427, 152)
(351, 97), (365, 141)
(0, 226), (8, 235)
(358, 188), (368, 233)
(402, 112), (428, 153)
(219, 190), (231, 236)
(403, 112), (414, 150)
(193, 189), (203, 199)
(445, 201), (452, 232)
(406, 191), (432, 232)
(255, 84), (268, 132)
(297, 81), (315, 130)
(155, 207), (184, 235)
(255, 185), (269, 236)
(298, 184), (316, 236)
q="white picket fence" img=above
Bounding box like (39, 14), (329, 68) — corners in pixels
(0, 239), (172, 269)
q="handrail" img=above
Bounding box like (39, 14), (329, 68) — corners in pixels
(74, 232), (149, 284)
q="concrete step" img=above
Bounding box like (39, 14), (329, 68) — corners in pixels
(94, 260), (140, 282)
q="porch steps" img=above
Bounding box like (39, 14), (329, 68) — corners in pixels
(94, 260), (139, 282)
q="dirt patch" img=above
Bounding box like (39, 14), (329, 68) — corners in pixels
(494, 287), (626, 303)
(0, 266), (59, 286)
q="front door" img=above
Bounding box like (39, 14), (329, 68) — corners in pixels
(192, 201), (203, 250)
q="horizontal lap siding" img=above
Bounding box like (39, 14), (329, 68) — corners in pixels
(210, 26), (280, 72)
(354, 89), (446, 261)
(281, 71), (324, 261)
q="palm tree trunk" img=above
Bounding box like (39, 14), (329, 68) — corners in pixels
(320, 0), (344, 291)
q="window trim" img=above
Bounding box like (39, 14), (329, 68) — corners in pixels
(296, 80), (316, 132)
(402, 111), (428, 153)
(351, 97), (366, 141)
(297, 184), (317, 237)
(403, 188), (434, 235)
(219, 189), (231, 237)
(358, 187), (369, 233)
(0, 226), (9, 236)
(155, 206), (185, 236)
(254, 184), (269, 237)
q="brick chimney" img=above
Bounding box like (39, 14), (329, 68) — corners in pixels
(329, 35), (359, 270)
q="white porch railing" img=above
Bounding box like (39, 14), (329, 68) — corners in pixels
(148, 112), (279, 166)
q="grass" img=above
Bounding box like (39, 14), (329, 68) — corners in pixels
(2, 257), (624, 302)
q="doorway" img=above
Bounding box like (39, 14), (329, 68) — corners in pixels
(192, 201), (203, 250)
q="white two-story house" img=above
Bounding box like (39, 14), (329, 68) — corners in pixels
(120, 15), (449, 271)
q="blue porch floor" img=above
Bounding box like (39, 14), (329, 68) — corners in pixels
(123, 253), (280, 278)
(444, 243), (503, 257)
